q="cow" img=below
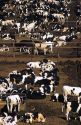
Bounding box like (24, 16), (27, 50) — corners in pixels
(0, 105), (18, 125)
(0, 45), (9, 52)
(63, 101), (81, 121)
(22, 112), (46, 123)
(6, 95), (21, 113)
(41, 63), (55, 72)
(0, 114), (17, 125)
(22, 21), (37, 32)
(35, 78), (54, 86)
(1, 20), (14, 26)
(50, 93), (64, 102)
(40, 67), (59, 79)
(20, 68), (34, 75)
(26, 88), (46, 99)
(62, 85), (81, 103)
(9, 73), (31, 86)
(27, 61), (42, 68)
(39, 83), (55, 95)
(40, 59), (56, 72)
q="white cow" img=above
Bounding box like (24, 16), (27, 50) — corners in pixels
(63, 85), (81, 102)
(6, 95), (21, 113)
(2, 20), (14, 26)
(15, 23), (20, 33)
(55, 40), (67, 47)
(23, 21), (37, 32)
(27, 61), (41, 68)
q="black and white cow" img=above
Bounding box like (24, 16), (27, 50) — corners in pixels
(39, 83), (55, 95)
(6, 95), (21, 113)
(26, 88), (46, 99)
(0, 105), (20, 125)
(50, 93), (64, 103)
(22, 112), (46, 123)
(63, 101), (81, 121)
(35, 79), (54, 86)
(9, 72), (34, 87)
(62, 85), (81, 102)
(20, 68), (34, 75)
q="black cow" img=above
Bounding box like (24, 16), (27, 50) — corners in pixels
(26, 88), (46, 99)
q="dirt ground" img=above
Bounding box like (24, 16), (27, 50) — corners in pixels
(0, 56), (81, 125)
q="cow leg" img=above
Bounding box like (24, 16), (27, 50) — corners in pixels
(66, 108), (71, 120)
(64, 96), (67, 102)
(25, 84), (27, 90)
(62, 103), (65, 112)
(66, 112), (70, 120)
(18, 103), (20, 112)
(7, 103), (10, 112)
(16, 105), (18, 112)
(10, 103), (13, 113)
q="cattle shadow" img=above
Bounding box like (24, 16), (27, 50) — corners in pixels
(25, 100), (64, 118)
(59, 60), (81, 87)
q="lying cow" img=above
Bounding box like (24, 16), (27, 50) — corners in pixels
(63, 101), (81, 121)
(0, 110), (17, 125)
(35, 79), (54, 86)
(62, 85), (81, 102)
(23, 112), (46, 123)
(39, 83), (55, 95)
(27, 61), (42, 68)
(6, 95), (21, 113)
(26, 88), (46, 99)
(0, 115), (17, 125)
(50, 93), (64, 103)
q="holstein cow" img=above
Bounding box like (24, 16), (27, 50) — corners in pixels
(23, 112), (46, 123)
(9, 72), (32, 89)
(0, 105), (18, 124)
(50, 93), (64, 102)
(0, 115), (17, 125)
(6, 95), (21, 113)
(63, 85), (81, 103)
(26, 88), (46, 99)
(39, 83), (55, 95)
(63, 101), (81, 121)
(35, 79), (54, 86)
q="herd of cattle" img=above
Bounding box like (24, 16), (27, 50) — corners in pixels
(0, 0), (81, 124)
(0, 58), (81, 124)
(0, 0), (81, 53)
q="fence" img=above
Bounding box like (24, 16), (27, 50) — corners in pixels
(0, 41), (81, 59)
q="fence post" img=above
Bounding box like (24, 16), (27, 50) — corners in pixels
(13, 40), (15, 58)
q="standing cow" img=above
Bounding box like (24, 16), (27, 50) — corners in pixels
(6, 95), (21, 113)
(62, 85), (81, 102)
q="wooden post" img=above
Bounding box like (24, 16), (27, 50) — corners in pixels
(13, 40), (15, 58)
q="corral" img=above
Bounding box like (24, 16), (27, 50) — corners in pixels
(0, 0), (81, 124)
(0, 56), (81, 125)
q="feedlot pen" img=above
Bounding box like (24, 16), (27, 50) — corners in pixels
(0, 55), (81, 125)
